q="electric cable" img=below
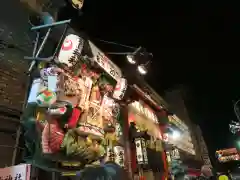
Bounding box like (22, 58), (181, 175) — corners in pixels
(96, 39), (137, 50)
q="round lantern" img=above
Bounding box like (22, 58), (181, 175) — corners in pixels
(36, 89), (57, 107)
(58, 34), (84, 67)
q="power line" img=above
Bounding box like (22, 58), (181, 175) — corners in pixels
(96, 39), (137, 50)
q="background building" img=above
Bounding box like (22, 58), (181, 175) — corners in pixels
(136, 82), (200, 170)
(164, 87), (210, 166)
(0, 0), (33, 167)
(195, 125), (212, 167)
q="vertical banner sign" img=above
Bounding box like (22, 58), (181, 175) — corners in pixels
(0, 164), (31, 180)
(114, 146), (125, 167)
(135, 138), (148, 165)
(113, 78), (127, 100)
(88, 40), (122, 81)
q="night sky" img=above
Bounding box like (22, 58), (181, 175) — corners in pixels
(61, 0), (240, 160)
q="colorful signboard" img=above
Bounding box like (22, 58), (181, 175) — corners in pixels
(130, 101), (158, 124)
(216, 148), (238, 156)
(88, 40), (122, 81)
(218, 154), (239, 163)
(168, 115), (188, 130)
(216, 148), (239, 163)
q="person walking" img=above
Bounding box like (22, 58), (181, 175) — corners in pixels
(197, 166), (216, 180)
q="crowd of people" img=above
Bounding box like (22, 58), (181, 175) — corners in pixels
(172, 165), (232, 180)
(73, 160), (233, 180)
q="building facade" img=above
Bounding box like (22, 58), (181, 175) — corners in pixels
(0, 0), (33, 167)
(195, 125), (212, 167)
(164, 87), (211, 166)
(135, 82), (202, 176)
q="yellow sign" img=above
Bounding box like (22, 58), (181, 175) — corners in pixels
(61, 162), (81, 167)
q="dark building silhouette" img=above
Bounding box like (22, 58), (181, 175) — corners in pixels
(164, 87), (212, 167)
(0, 0), (33, 167)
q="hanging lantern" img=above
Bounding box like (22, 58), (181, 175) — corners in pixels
(58, 34), (84, 68)
(135, 138), (148, 165)
(170, 148), (180, 160)
(114, 146), (125, 167)
(115, 122), (123, 139)
(106, 147), (115, 162)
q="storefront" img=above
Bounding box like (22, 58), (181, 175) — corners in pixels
(22, 21), (171, 179)
(125, 91), (166, 180)
(162, 114), (199, 177)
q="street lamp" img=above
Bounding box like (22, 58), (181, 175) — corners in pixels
(137, 61), (150, 75)
(137, 64), (147, 75)
(172, 130), (180, 140)
(126, 55), (136, 64)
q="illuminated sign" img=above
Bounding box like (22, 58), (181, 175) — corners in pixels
(132, 84), (163, 110)
(218, 154), (240, 162)
(168, 115), (188, 130)
(130, 101), (158, 124)
(216, 148), (238, 157)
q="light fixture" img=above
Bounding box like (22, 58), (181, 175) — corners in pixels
(137, 64), (147, 75)
(126, 47), (142, 64)
(172, 130), (180, 140)
(126, 55), (136, 64)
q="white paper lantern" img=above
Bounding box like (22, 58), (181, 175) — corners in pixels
(58, 34), (84, 67)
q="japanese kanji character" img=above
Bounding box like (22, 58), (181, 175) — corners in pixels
(14, 174), (22, 180)
(5, 175), (12, 180)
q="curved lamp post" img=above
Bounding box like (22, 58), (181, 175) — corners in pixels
(234, 100), (240, 122)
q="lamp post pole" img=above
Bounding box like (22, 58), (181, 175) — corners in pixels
(234, 100), (240, 122)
